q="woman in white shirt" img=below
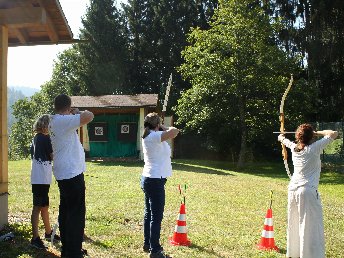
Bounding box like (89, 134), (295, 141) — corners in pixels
(140, 113), (179, 258)
(278, 124), (338, 258)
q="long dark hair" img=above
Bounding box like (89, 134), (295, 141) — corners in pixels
(294, 123), (314, 152)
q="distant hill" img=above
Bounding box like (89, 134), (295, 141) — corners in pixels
(9, 86), (40, 97)
(7, 86), (40, 133)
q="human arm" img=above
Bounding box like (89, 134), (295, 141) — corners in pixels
(277, 134), (295, 149)
(160, 125), (179, 142)
(71, 108), (94, 126)
(314, 130), (338, 140)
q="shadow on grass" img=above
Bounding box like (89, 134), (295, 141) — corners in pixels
(319, 171), (344, 185)
(87, 158), (344, 184)
(88, 160), (143, 168)
(189, 242), (228, 258)
(0, 224), (59, 258)
(83, 234), (116, 250)
(172, 162), (234, 176)
(278, 247), (287, 255)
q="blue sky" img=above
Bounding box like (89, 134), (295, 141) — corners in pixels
(8, 0), (126, 89)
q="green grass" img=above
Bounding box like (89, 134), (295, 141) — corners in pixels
(1, 159), (343, 258)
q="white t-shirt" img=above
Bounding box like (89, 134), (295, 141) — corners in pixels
(49, 114), (86, 180)
(142, 130), (172, 178)
(282, 136), (333, 190)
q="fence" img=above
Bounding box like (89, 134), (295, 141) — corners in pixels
(312, 122), (344, 164)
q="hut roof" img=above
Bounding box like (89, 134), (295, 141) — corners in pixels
(71, 94), (158, 109)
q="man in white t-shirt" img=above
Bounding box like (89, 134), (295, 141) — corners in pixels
(49, 94), (94, 258)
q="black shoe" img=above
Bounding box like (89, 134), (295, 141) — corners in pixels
(150, 250), (171, 258)
(143, 244), (150, 253)
(45, 230), (61, 241)
(81, 248), (88, 257)
(30, 237), (47, 249)
(61, 249), (88, 258)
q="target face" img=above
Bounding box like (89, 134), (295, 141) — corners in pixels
(121, 125), (129, 134)
(95, 127), (104, 135)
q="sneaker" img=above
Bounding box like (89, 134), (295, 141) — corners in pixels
(45, 230), (61, 241)
(149, 250), (171, 258)
(143, 244), (150, 253)
(30, 237), (47, 249)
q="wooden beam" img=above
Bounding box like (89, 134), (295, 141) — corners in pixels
(37, 0), (59, 43)
(45, 13), (59, 43)
(0, 7), (47, 28)
(13, 28), (29, 44)
(0, 25), (8, 229)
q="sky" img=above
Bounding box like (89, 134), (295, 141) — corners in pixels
(8, 0), (126, 89)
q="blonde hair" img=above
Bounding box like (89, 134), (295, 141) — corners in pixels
(33, 114), (50, 133)
(142, 112), (162, 139)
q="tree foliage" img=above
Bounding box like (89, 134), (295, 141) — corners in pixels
(266, 0), (344, 121)
(79, 0), (129, 95)
(176, 0), (314, 166)
(9, 0), (343, 161)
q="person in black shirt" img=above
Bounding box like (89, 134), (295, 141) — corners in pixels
(30, 115), (60, 249)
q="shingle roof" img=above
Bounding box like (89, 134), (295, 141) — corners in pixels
(71, 94), (158, 108)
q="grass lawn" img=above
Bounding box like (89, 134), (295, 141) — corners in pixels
(1, 159), (343, 258)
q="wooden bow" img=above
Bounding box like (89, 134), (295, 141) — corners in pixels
(161, 73), (172, 122)
(279, 74), (293, 179)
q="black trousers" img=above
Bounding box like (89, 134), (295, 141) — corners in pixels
(57, 173), (85, 258)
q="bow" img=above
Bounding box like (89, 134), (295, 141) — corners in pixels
(279, 74), (293, 179)
(161, 73), (173, 122)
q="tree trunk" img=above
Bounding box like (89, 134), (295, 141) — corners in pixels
(237, 94), (247, 168)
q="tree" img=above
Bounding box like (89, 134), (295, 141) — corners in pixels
(176, 0), (312, 167)
(9, 47), (80, 159)
(79, 0), (130, 95)
(9, 93), (49, 160)
(268, 0), (344, 121)
(123, 0), (218, 110)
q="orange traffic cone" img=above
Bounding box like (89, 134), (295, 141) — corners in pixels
(169, 203), (191, 246)
(257, 208), (279, 251)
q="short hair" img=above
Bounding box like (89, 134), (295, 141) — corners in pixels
(54, 94), (71, 113)
(33, 114), (50, 132)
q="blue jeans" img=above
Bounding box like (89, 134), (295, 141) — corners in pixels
(141, 176), (167, 253)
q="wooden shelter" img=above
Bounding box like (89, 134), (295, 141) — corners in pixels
(71, 94), (171, 160)
(0, 0), (75, 229)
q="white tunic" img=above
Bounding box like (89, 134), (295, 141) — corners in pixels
(282, 136), (333, 258)
(281, 136), (333, 190)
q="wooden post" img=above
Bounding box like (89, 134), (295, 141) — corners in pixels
(137, 108), (145, 160)
(0, 25), (8, 229)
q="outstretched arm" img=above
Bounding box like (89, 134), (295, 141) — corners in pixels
(161, 125), (179, 142)
(315, 130), (338, 139)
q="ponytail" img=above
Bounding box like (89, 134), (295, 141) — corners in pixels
(142, 122), (155, 139)
(142, 127), (151, 139)
(142, 112), (162, 139)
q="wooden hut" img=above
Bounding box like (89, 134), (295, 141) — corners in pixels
(71, 94), (173, 160)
